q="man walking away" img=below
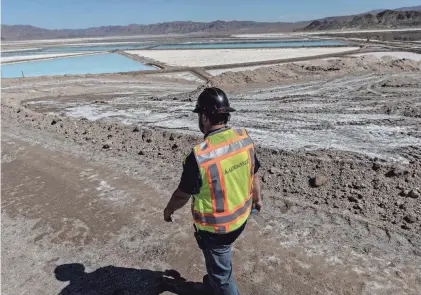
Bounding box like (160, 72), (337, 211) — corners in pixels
(164, 87), (262, 295)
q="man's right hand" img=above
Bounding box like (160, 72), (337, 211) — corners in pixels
(253, 201), (262, 212)
(252, 176), (262, 212)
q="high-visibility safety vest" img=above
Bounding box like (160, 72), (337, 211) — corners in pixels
(192, 127), (255, 234)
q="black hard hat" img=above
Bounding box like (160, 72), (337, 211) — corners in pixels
(193, 87), (235, 114)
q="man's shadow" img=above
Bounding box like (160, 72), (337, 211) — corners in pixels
(55, 263), (208, 295)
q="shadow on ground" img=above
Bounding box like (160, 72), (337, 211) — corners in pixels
(55, 263), (207, 295)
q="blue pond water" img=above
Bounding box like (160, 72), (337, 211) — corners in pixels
(155, 40), (346, 49)
(1, 53), (155, 78)
(44, 44), (150, 53)
(1, 44), (150, 57)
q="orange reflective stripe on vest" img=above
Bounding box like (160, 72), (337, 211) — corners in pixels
(196, 136), (254, 165)
(193, 195), (252, 224)
(247, 147), (255, 194)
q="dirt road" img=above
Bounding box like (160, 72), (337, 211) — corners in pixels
(2, 122), (203, 295)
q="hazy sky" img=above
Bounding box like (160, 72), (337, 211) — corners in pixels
(2, 0), (420, 29)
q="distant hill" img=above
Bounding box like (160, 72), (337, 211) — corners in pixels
(368, 5), (421, 14)
(2, 6), (421, 40)
(300, 10), (421, 31)
(1, 21), (307, 41)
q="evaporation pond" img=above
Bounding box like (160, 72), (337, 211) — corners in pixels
(1, 44), (150, 57)
(1, 53), (155, 78)
(155, 40), (347, 49)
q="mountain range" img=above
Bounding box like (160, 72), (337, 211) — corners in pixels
(367, 5), (421, 14)
(2, 6), (421, 40)
(300, 9), (421, 31)
(0, 21), (307, 41)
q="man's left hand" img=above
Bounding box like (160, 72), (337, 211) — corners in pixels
(164, 207), (174, 222)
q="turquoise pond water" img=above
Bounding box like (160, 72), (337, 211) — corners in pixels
(44, 44), (151, 53)
(154, 40), (347, 49)
(1, 53), (155, 78)
(1, 44), (151, 57)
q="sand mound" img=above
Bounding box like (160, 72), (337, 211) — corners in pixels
(210, 55), (421, 89)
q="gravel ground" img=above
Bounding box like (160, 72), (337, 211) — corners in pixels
(2, 117), (420, 295)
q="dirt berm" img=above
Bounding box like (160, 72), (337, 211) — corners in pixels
(210, 55), (421, 89)
(2, 100), (420, 245)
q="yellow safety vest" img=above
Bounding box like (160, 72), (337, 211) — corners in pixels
(192, 127), (255, 234)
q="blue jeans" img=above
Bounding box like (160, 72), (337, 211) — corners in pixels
(195, 223), (246, 295)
